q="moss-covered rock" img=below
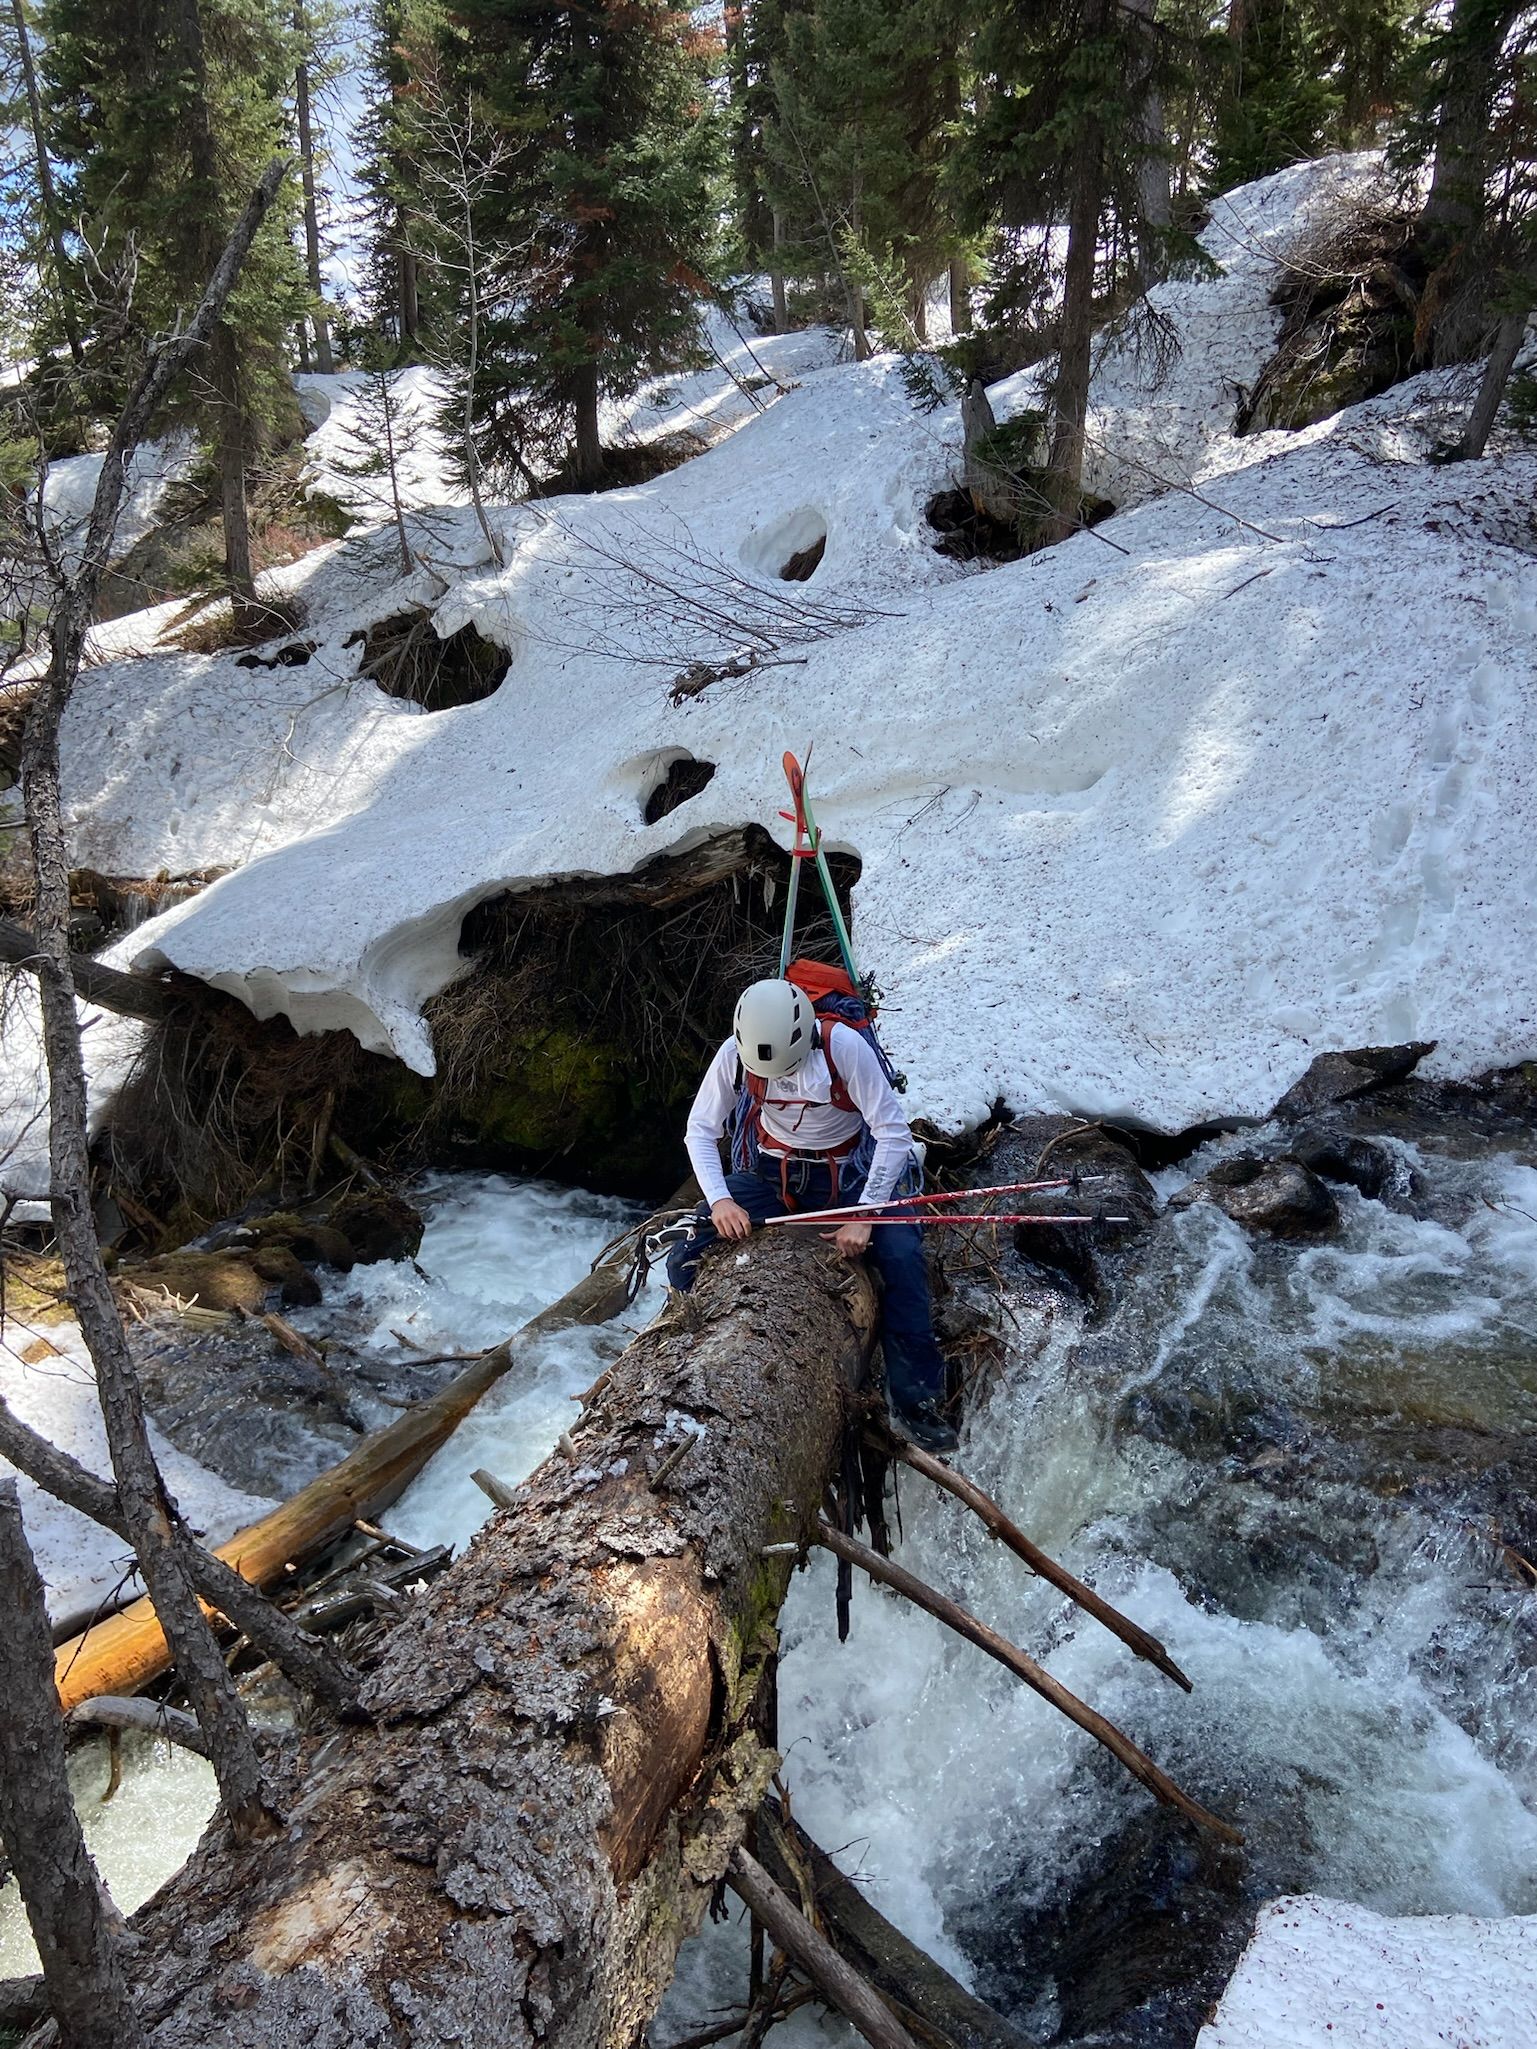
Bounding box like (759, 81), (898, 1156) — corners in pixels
(123, 1251), (270, 1315)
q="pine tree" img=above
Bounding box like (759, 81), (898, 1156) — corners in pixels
(1212, 0), (1418, 192)
(4, 0), (84, 365)
(440, 0), (719, 488)
(755, 0), (967, 352)
(354, 0), (447, 351)
(953, 0), (1197, 541)
(43, 0), (304, 625)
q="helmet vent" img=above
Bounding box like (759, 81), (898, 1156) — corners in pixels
(757, 1042), (773, 1061)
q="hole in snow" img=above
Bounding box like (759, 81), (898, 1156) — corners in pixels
(347, 608), (508, 712)
(780, 533), (826, 582)
(643, 755), (718, 824)
(741, 507), (828, 584)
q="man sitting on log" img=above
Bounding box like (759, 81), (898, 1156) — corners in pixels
(668, 977), (958, 1453)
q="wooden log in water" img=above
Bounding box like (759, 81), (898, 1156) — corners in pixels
(50, 1182), (694, 1713)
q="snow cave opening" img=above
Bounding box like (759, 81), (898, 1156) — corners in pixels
(347, 607), (510, 712)
(97, 830), (864, 1219)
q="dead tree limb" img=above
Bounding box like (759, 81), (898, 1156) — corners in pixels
(866, 1426), (1191, 1690)
(0, 1480), (147, 2049)
(0, 917), (183, 1024)
(727, 1845), (917, 2049)
(20, 158), (291, 1845)
(815, 1519), (1240, 1844)
(0, 1390), (356, 1709)
(64, 1696), (209, 1757)
(757, 1802), (1032, 2049)
(70, 1234), (876, 2048)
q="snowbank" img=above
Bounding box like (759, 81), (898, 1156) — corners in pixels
(1198, 1896), (1537, 2048)
(992, 152), (1392, 506)
(10, 151), (1535, 1145)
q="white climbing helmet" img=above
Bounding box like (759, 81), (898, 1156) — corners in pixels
(734, 978), (814, 1080)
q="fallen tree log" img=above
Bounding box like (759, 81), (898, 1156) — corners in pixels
(757, 1802), (1032, 2049)
(0, 915), (185, 1024)
(47, 1188), (691, 1712)
(112, 1231), (876, 2047)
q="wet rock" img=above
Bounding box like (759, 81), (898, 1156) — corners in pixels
(327, 1191), (424, 1264)
(249, 1244), (323, 1308)
(980, 1116), (1158, 1306)
(128, 1319), (369, 1498)
(1271, 1043), (1435, 1123)
(123, 1251), (271, 1316)
(1288, 1126), (1421, 1209)
(1171, 1156), (1340, 1237)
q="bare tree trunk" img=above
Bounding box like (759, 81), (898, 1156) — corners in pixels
(294, 12), (335, 375)
(947, 256), (971, 337)
(0, 1480), (146, 2049)
(8, 0), (84, 366)
(399, 244), (420, 344)
(1124, 0), (1171, 287)
(1455, 299), (1533, 457)
(1420, 0), (1519, 259)
(18, 163), (287, 1850)
(772, 210), (789, 333)
(1042, 0), (1108, 546)
(93, 1235), (876, 2047)
(0, 916), (180, 1019)
(211, 323), (259, 624)
(572, 357), (606, 485)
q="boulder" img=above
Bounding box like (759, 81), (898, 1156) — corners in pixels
(326, 1190), (424, 1264)
(1172, 1157), (1340, 1238)
(1271, 1043), (1435, 1124)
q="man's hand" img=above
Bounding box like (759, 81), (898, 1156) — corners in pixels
(823, 1216), (873, 1258)
(711, 1198), (752, 1242)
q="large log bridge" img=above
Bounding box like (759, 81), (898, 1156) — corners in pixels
(123, 1231), (879, 2047)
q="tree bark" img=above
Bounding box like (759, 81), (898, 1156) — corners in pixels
(572, 358), (606, 486)
(1455, 299), (1532, 457)
(772, 210), (789, 333)
(8, 0), (84, 366)
(0, 1480), (147, 2049)
(1042, 0), (1109, 547)
(1419, 0), (1519, 260)
(294, 14), (335, 375)
(102, 1234), (876, 2047)
(211, 322), (259, 623)
(947, 256), (971, 337)
(400, 245), (421, 344)
(728, 1845), (917, 2049)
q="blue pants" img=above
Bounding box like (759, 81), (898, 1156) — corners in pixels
(666, 1158), (948, 1412)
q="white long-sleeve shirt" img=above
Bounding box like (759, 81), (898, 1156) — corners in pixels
(684, 1023), (914, 1211)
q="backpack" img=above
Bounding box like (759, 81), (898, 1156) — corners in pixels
(728, 959), (905, 1177)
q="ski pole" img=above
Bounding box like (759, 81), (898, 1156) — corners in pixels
(769, 1213), (1129, 1229)
(755, 1177), (1108, 1227)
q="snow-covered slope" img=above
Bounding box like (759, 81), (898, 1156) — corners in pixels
(26, 153), (1537, 1140)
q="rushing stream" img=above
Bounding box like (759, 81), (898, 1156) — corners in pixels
(4, 1139), (1534, 2039)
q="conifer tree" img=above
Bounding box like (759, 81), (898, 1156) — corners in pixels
(355, 0), (446, 350)
(43, 0), (303, 625)
(441, 0), (719, 488)
(954, 0), (1195, 542)
(755, 0), (967, 351)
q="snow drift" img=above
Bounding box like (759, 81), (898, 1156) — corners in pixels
(18, 153), (1537, 1151)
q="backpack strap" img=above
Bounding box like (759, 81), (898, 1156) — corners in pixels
(819, 1021), (856, 1114)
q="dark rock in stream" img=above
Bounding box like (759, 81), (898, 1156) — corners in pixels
(1270, 1042), (1435, 1123)
(977, 1119), (1158, 1308)
(1287, 1127), (1416, 1207)
(957, 1806), (1252, 2049)
(1169, 1156), (1340, 1237)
